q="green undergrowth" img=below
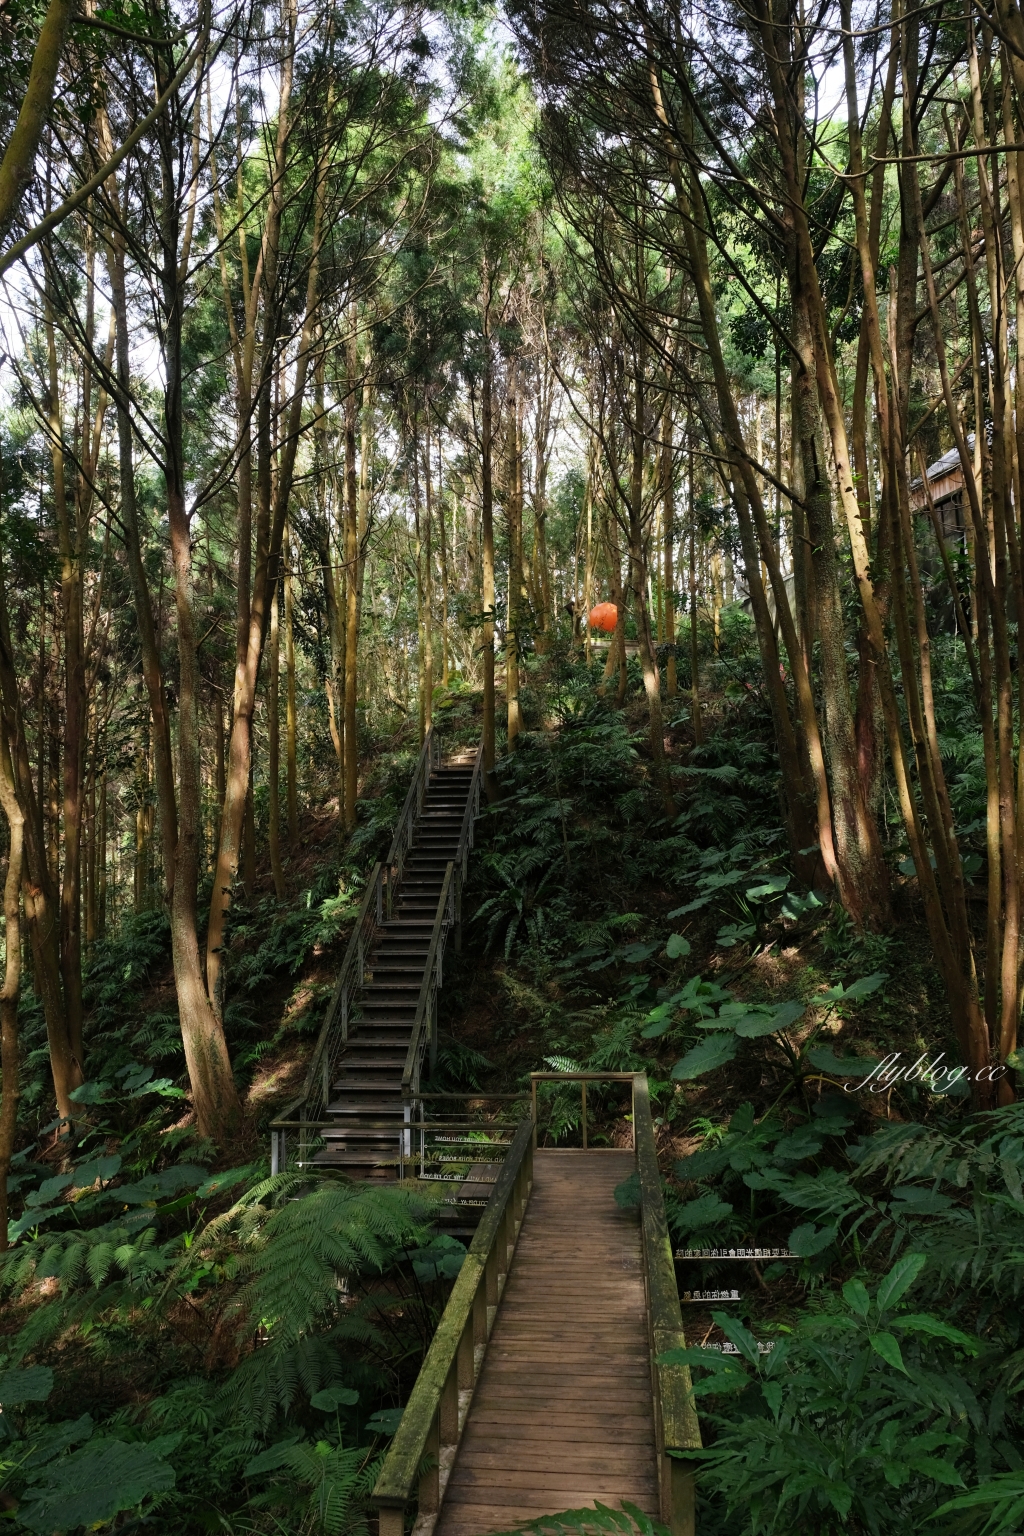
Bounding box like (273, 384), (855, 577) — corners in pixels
(0, 709), (482, 1535)
(3, 642), (1021, 1535)
(434, 641), (1024, 1536)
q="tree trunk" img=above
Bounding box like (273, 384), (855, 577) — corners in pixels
(0, 536), (80, 1118)
(284, 527), (299, 843)
(268, 584), (286, 898)
(663, 428), (676, 698)
(0, 718), (24, 1250)
(480, 323), (498, 800)
(688, 445), (703, 745)
(343, 351), (360, 833)
(628, 362), (673, 814)
(159, 87), (241, 1142)
(43, 298), (85, 1064)
(0, 0), (77, 247)
(507, 386), (523, 749)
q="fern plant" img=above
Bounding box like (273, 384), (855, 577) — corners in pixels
(243, 1435), (384, 1536)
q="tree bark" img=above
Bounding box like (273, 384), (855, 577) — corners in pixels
(268, 584), (286, 898)
(480, 313), (498, 800)
(0, 717), (24, 1250)
(0, 0), (77, 248)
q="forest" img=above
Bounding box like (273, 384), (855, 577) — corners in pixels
(0, 0), (1022, 1528)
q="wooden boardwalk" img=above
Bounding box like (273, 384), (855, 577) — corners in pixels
(435, 1149), (659, 1536)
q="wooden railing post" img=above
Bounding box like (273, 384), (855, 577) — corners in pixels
(377, 1506), (405, 1536)
(418, 1414), (440, 1515)
(473, 1273), (488, 1346)
(457, 1313), (475, 1393)
(439, 1360), (459, 1448)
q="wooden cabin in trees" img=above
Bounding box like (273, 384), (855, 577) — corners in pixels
(909, 443), (970, 549)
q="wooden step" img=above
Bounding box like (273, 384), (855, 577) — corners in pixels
(328, 1093), (408, 1105)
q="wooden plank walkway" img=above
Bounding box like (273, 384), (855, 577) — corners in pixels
(434, 1149), (659, 1536)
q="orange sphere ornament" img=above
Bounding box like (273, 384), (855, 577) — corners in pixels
(589, 601), (618, 632)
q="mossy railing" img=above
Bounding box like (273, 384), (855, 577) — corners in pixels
(371, 1113), (535, 1536)
(633, 1073), (703, 1534)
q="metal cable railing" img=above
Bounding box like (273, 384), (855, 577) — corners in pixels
(400, 742), (483, 1100)
(385, 725), (441, 917)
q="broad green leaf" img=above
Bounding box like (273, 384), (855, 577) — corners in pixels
(366, 1408), (404, 1436)
(22, 1416), (94, 1470)
(25, 1175), (73, 1209)
(889, 1185), (954, 1214)
(898, 1315), (979, 1354)
(665, 934), (691, 959)
(745, 874), (790, 901)
(773, 1128), (824, 1162)
(933, 1469), (1024, 1526)
(671, 1033), (738, 1080)
(244, 1433), (305, 1477)
(842, 971), (887, 999)
(728, 1103), (756, 1133)
(812, 971), (887, 1005)
(805, 1046), (881, 1077)
(732, 1000), (805, 1038)
(18, 1438), (175, 1533)
(908, 1456), (964, 1487)
(619, 942), (658, 964)
(826, 1483), (854, 1518)
(71, 1155), (121, 1187)
(310, 1388), (359, 1411)
(765, 1000), (806, 1031)
(671, 1193), (733, 1232)
(674, 1147), (731, 1181)
(0, 1366), (53, 1405)
(667, 896), (710, 916)
(788, 1222), (837, 1257)
(67, 1081), (111, 1104)
(870, 1331), (908, 1374)
(656, 1348), (749, 1393)
(842, 1279), (871, 1318)
(876, 1252), (928, 1312)
(780, 889), (825, 921)
(999, 1155), (1023, 1204)
(193, 1166), (253, 1199)
(711, 1312), (760, 1365)
(716, 922), (755, 948)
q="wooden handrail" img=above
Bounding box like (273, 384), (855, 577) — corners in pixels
(455, 743), (484, 872)
(633, 1073), (702, 1535)
(372, 1114), (535, 1536)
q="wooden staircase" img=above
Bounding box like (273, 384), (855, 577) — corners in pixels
(270, 729), (483, 1182)
(317, 760), (477, 1176)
